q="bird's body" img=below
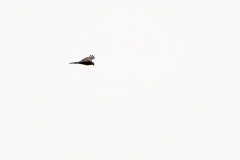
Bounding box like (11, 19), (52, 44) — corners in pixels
(70, 55), (95, 66)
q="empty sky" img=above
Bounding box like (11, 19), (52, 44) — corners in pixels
(0, 0), (239, 159)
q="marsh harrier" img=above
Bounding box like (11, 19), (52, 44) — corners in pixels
(70, 55), (95, 66)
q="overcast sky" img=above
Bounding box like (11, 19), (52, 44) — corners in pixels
(0, 0), (239, 160)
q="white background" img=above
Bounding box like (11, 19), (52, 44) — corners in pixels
(0, 0), (239, 159)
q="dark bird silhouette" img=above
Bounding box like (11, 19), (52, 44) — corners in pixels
(70, 55), (95, 66)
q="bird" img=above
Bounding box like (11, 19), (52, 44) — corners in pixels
(70, 55), (95, 66)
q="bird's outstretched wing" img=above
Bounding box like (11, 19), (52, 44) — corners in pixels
(80, 55), (95, 62)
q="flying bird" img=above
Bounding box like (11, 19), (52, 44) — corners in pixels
(70, 55), (95, 66)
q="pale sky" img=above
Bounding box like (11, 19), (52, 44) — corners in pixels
(0, 0), (239, 160)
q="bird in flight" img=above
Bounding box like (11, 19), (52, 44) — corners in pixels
(70, 55), (95, 66)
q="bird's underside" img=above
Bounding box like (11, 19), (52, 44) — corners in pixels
(70, 55), (95, 66)
(70, 61), (93, 65)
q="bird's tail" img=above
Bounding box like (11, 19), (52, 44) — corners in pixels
(70, 62), (79, 64)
